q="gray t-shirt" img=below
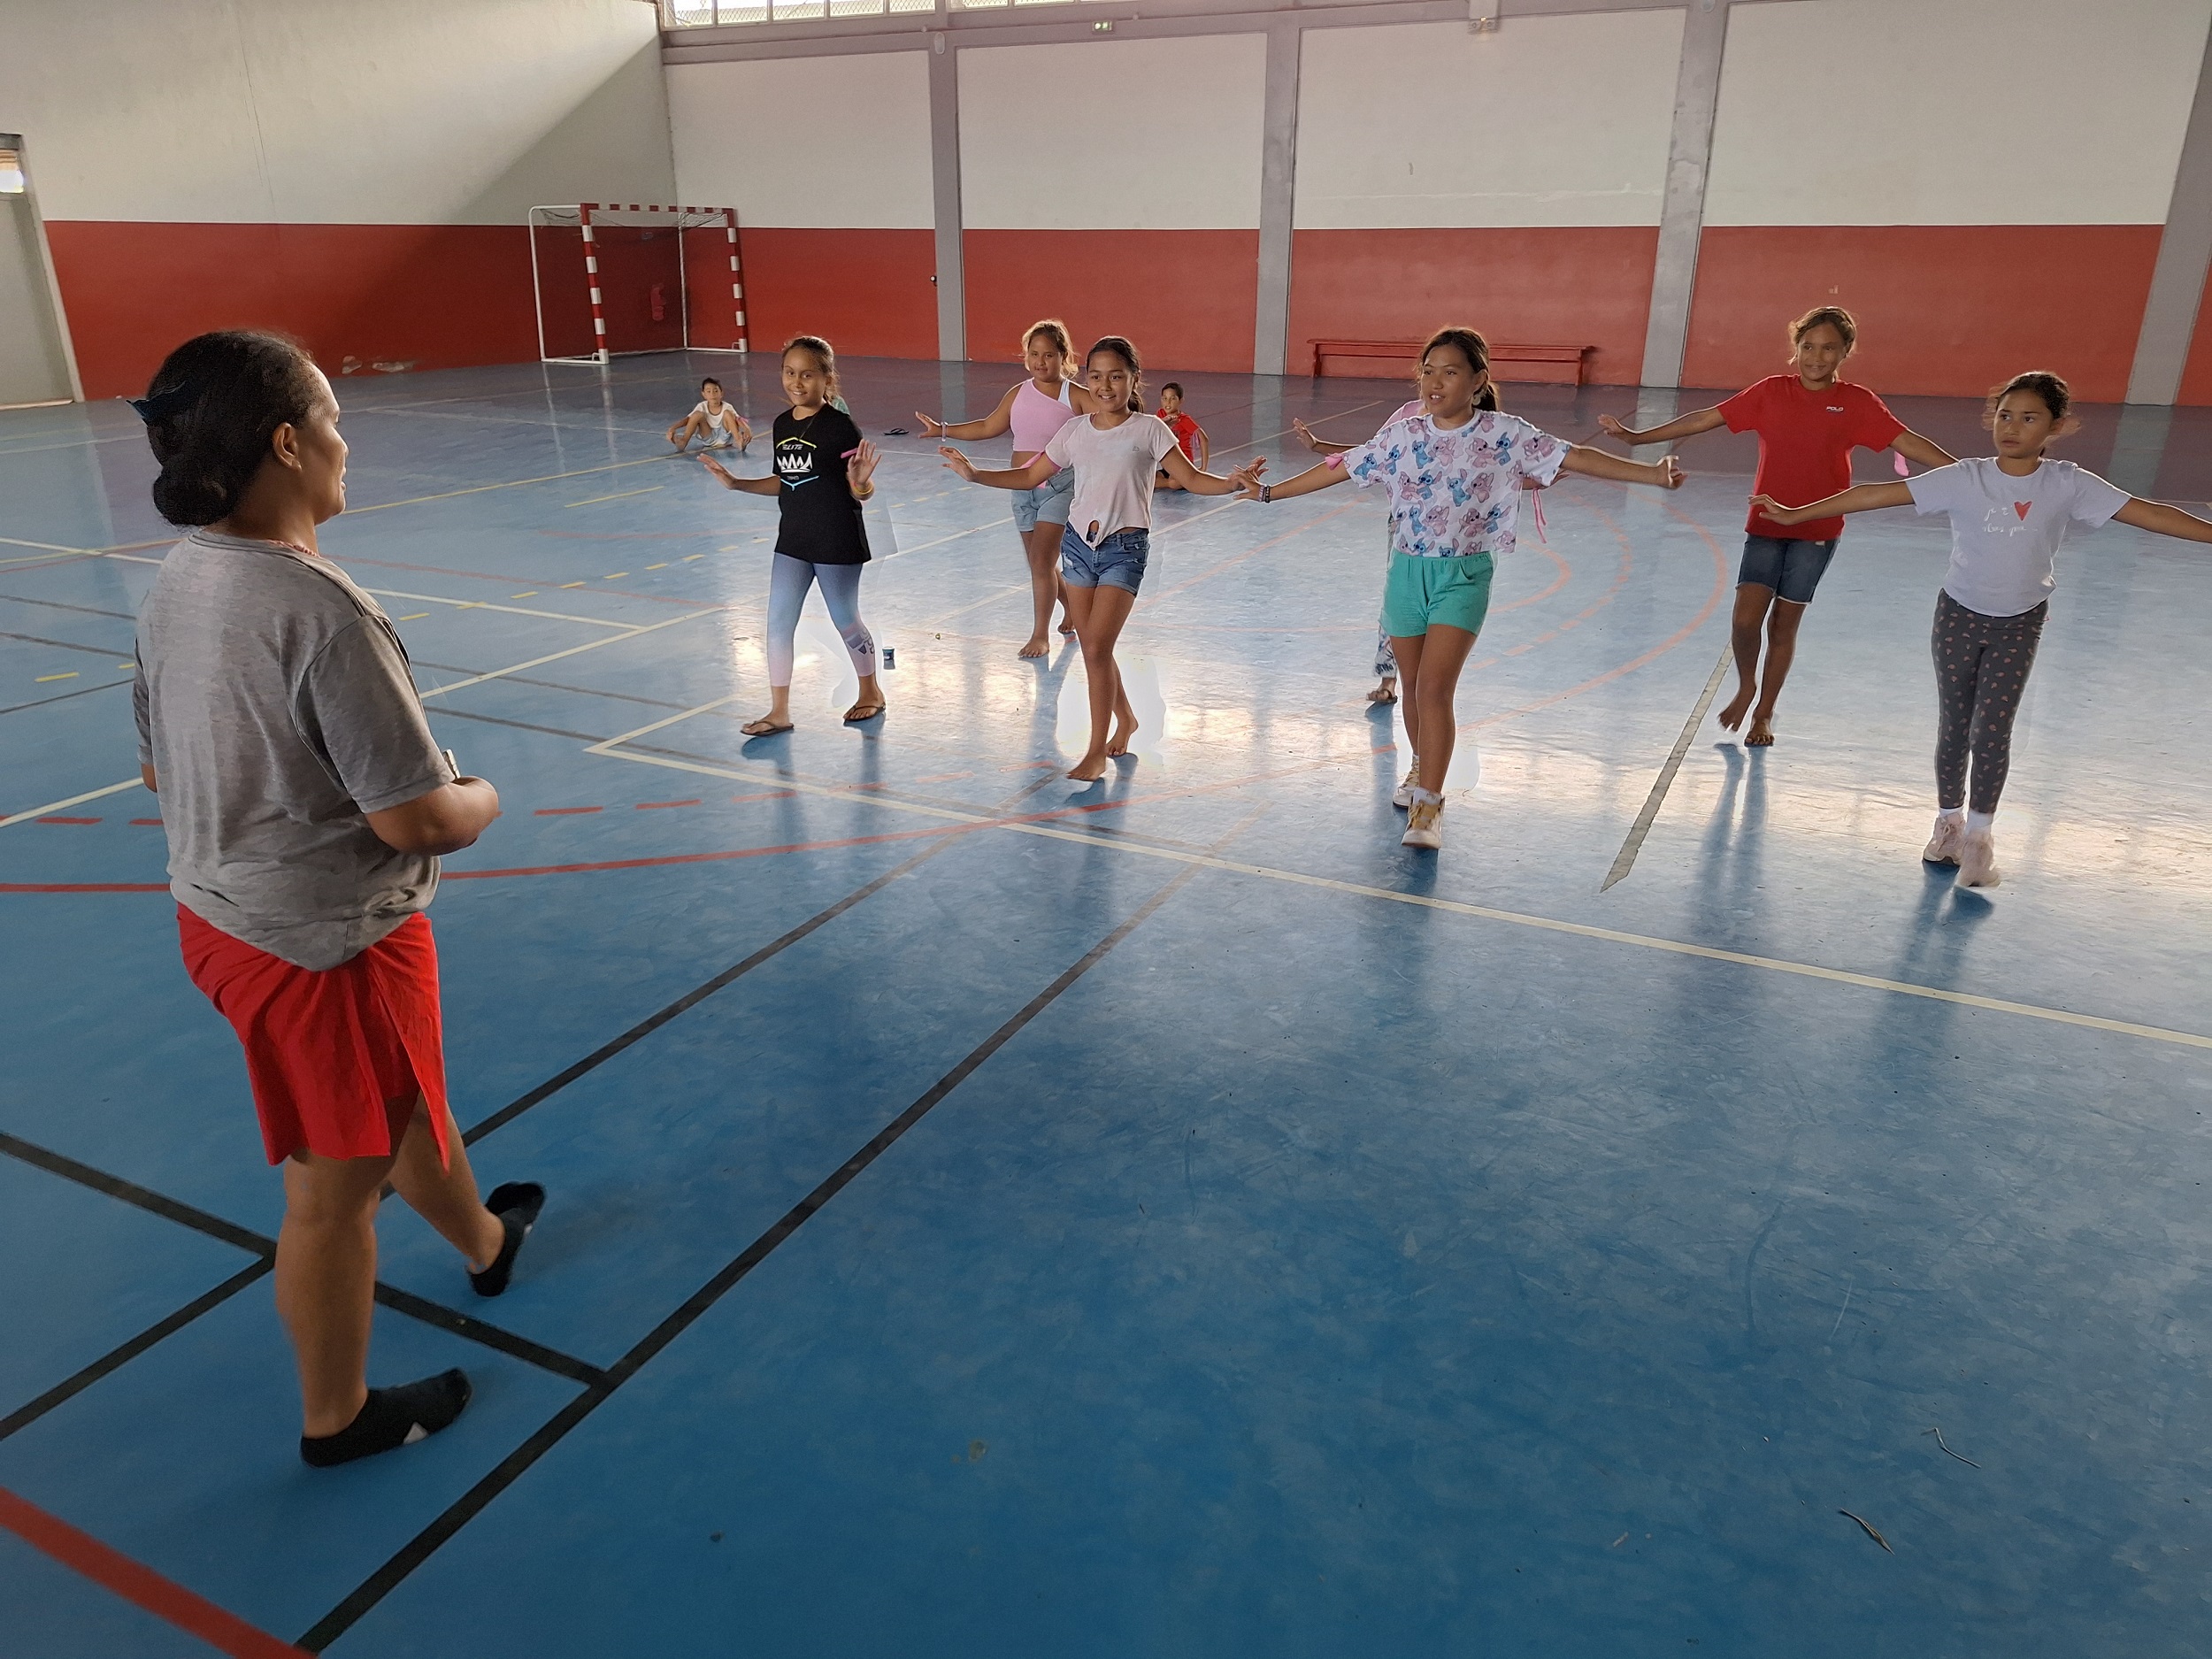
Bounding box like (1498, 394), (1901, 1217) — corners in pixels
(134, 531), (453, 970)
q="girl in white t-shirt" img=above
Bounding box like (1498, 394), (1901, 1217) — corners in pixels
(667, 377), (753, 453)
(941, 334), (1258, 782)
(1247, 327), (1683, 852)
(1755, 370), (2212, 888)
(915, 320), (1106, 658)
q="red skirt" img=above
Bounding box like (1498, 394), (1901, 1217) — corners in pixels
(178, 905), (452, 1167)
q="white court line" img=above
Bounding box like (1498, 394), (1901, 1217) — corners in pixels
(417, 611), (709, 699)
(360, 588), (637, 630)
(586, 694), (748, 751)
(0, 535), (96, 557)
(588, 741), (2212, 1055)
(1, 778), (144, 828)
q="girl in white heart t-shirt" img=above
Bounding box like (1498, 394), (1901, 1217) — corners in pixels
(1755, 370), (2212, 889)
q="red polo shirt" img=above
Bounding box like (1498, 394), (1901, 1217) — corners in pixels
(1719, 375), (1904, 541)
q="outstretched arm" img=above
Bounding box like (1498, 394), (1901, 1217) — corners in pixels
(1290, 418), (1357, 457)
(1558, 447), (1685, 489)
(1891, 429), (1956, 469)
(1158, 444), (1260, 496)
(916, 383), (1018, 442)
(1240, 458), (1350, 503)
(1749, 480), (1913, 526)
(1596, 405), (1726, 447)
(2113, 496), (2212, 541)
(700, 453), (780, 496)
(941, 446), (1059, 491)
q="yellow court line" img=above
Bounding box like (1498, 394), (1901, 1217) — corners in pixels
(35, 672), (79, 682)
(359, 588), (634, 631)
(416, 611), (708, 700)
(566, 487), (663, 509)
(398, 614), (429, 621)
(589, 741), (2212, 1056)
(347, 454), (670, 517)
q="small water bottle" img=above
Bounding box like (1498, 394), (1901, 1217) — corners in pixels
(881, 646), (896, 671)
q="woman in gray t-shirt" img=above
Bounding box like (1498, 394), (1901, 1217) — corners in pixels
(133, 331), (544, 1466)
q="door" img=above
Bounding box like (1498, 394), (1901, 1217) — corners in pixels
(0, 135), (80, 407)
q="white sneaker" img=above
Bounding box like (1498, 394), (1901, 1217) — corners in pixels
(1402, 794), (1444, 849)
(1392, 760), (1421, 810)
(1958, 827), (2001, 888)
(1922, 813), (1963, 865)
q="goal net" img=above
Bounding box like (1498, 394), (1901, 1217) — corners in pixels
(527, 204), (749, 365)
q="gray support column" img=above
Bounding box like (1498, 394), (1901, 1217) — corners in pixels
(1638, 0), (1731, 390)
(2126, 19), (2212, 405)
(928, 34), (966, 363)
(1254, 20), (1302, 378)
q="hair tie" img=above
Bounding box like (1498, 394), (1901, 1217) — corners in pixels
(128, 381), (202, 423)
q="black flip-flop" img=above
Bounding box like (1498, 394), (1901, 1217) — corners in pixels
(741, 720), (794, 737)
(842, 703), (886, 726)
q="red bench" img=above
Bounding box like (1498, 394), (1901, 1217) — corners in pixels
(1310, 339), (1596, 386)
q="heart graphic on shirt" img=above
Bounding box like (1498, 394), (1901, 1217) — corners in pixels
(2013, 501), (2032, 520)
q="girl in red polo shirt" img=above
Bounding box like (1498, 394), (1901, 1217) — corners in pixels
(1600, 306), (1955, 746)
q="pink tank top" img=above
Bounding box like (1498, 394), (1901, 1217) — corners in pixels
(1010, 378), (1074, 457)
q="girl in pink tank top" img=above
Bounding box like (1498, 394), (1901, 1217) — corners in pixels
(918, 319), (1103, 658)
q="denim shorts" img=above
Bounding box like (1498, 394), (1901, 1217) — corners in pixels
(1011, 467), (1074, 534)
(1739, 534), (1839, 605)
(1060, 526), (1148, 594)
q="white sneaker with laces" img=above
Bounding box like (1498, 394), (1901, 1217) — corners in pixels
(1923, 813), (1963, 865)
(1402, 794), (1444, 849)
(1958, 827), (2001, 887)
(1392, 760), (1421, 810)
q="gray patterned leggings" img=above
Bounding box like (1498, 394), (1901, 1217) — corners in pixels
(1932, 588), (2047, 814)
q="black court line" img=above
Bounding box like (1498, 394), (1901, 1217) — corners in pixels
(0, 1131), (603, 1389)
(1600, 641), (1735, 893)
(297, 855), (1206, 1652)
(0, 674), (134, 718)
(0, 1262), (271, 1445)
(0, 591), (138, 622)
(460, 836), (958, 1146)
(0, 628), (133, 659)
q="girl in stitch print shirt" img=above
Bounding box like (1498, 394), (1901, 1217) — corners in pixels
(1755, 370), (2212, 890)
(1244, 326), (1685, 854)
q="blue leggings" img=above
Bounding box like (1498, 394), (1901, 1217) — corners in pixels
(767, 554), (876, 687)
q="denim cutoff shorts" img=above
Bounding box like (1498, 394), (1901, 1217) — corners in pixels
(1739, 534), (1839, 605)
(1060, 526), (1148, 595)
(1011, 467), (1075, 534)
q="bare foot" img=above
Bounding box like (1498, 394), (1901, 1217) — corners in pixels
(1367, 677), (1399, 705)
(1057, 619), (1077, 636)
(741, 714), (793, 736)
(1745, 712), (1775, 747)
(1067, 753), (1110, 782)
(1717, 687), (1755, 732)
(1106, 713), (1139, 757)
(1018, 635), (1049, 659)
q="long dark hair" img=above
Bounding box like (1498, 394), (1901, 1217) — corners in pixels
(1087, 334), (1144, 413)
(137, 331), (323, 527)
(1421, 326), (1502, 411)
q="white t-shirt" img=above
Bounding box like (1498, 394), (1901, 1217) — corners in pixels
(1340, 411), (1569, 559)
(1907, 457), (2128, 617)
(690, 401), (739, 445)
(1044, 413), (1180, 545)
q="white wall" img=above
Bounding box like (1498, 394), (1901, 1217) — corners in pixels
(958, 35), (1267, 229)
(1705, 0), (2212, 227)
(668, 54), (934, 227)
(1293, 12), (1683, 229)
(2, 0), (673, 224)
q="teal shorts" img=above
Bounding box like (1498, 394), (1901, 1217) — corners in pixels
(1382, 550), (1493, 638)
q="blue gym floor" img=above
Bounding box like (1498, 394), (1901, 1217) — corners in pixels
(4, 354), (2210, 1656)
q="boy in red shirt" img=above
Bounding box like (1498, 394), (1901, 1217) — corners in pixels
(1154, 382), (1209, 490)
(1600, 306), (1955, 745)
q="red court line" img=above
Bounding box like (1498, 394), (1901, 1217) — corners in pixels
(0, 1484), (308, 1659)
(131, 818), (164, 826)
(534, 806), (603, 816)
(635, 798), (701, 810)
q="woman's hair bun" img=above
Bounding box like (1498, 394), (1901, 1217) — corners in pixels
(138, 331), (321, 527)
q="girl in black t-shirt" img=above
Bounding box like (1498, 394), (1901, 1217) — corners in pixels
(702, 335), (885, 734)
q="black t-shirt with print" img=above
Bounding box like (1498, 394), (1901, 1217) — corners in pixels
(772, 405), (870, 565)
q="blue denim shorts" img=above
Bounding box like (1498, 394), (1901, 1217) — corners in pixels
(1011, 467), (1074, 534)
(1739, 534), (1839, 605)
(1060, 526), (1148, 594)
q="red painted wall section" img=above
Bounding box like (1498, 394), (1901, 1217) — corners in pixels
(1683, 226), (2162, 403)
(2172, 257), (2212, 406)
(964, 230), (1260, 375)
(46, 223), (538, 399)
(733, 229), (937, 361)
(1287, 227), (1658, 388)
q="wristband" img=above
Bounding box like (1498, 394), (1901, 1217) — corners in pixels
(1259, 484), (1273, 503)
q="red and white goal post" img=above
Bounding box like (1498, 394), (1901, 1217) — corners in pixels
(526, 203), (749, 365)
